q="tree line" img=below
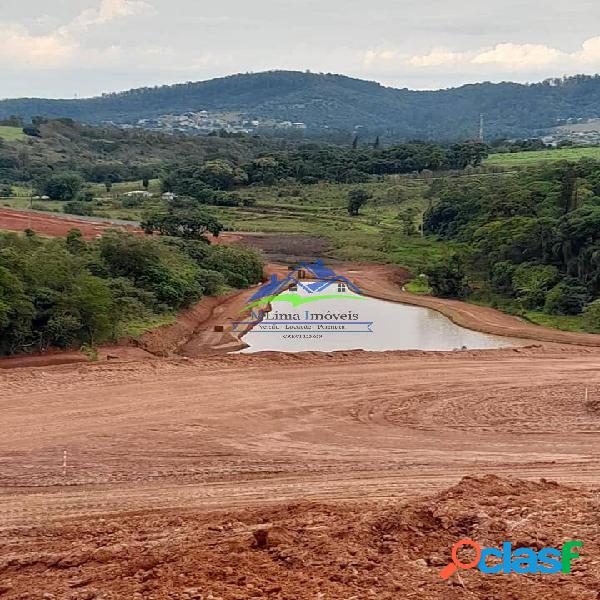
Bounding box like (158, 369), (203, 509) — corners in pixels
(0, 228), (263, 356)
(422, 160), (600, 329)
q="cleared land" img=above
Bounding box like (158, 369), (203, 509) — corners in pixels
(485, 146), (600, 166)
(2, 346), (600, 598)
(0, 207), (140, 239)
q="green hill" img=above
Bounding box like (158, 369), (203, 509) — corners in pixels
(2, 71), (600, 141)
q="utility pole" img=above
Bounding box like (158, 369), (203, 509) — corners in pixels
(479, 114), (485, 142)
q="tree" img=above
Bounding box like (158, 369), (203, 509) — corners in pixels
(447, 141), (489, 169)
(426, 254), (470, 298)
(544, 279), (587, 315)
(142, 208), (223, 239)
(397, 206), (420, 236)
(347, 188), (371, 216)
(512, 263), (559, 309)
(199, 159), (247, 190)
(43, 172), (84, 201)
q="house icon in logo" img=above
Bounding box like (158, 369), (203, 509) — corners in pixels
(248, 260), (362, 304)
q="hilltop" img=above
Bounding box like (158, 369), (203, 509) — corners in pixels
(2, 71), (600, 140)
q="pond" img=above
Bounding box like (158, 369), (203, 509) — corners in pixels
(238, 281), (521, 353)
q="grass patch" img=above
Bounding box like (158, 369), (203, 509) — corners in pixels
(0, 126), (26, 142)
(405, 277), (432, 294)
(523, 311), (585, 333)
(485, 147), (600, 167)
(118, 313), (176, 338)
(1, 197), (64, 211)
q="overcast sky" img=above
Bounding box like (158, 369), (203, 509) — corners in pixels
(2, 0), (600, 98)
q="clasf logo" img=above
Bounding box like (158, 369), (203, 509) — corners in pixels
(439, 538), (583, 578)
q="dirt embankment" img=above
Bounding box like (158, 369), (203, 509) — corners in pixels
(1, 475), (598, 599)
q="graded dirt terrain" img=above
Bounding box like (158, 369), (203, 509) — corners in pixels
(2, 346), (600, 598)
(2, 227), (600, 598)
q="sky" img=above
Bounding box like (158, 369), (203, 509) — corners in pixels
(2, 0), (600, 98)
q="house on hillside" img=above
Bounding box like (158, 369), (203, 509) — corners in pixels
(125, 190), (153, 198)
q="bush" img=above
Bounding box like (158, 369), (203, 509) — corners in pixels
(426, 253), (470, 299)
(512, 263), (559, 309)
(490, 261), (516, 295)
(42, 172), (84, 201)
(197, 269), (226, 295)
(544, 279), (588, 315)
(583, 300), (600, 333)
(64, 201), (95, 216)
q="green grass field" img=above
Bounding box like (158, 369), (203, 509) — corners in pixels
(0, 126), (26, 142)
(485, 146), (600, 167)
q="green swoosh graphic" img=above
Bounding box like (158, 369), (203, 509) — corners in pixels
(243, 293), (364, 312)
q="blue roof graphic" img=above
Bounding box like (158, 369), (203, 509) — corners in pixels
(248, 261), (361, 303)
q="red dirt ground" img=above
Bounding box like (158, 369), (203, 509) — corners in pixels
(2, 223), (600, 598)
(0, 208), (141, 240)
(2, 346), (600, 598)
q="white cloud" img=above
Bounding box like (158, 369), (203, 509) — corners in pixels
(365, 37), (600, 75)
(408, 48), (465, 67)
(471, 43), (565, 69)
(0, 23), (76, 67)
(363, 49), (402, 65)
(578, 37), (600, 64)
(0, 0), (156, 68)
(65, 0), (155, 34)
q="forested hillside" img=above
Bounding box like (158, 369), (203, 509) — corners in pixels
(0, 119), (292, 186)
(423, 160), (600, 331)
(2, 71), (600, 141)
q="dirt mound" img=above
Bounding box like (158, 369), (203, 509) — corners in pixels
(1, 475), (598, 599)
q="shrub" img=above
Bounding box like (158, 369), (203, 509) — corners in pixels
(583, 300), (600, 333)
(426, 253), (470, 299)
(544, 279), (587, 315)
(512, 263), (559, 309)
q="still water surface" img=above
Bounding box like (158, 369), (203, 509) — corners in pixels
(240, 282), (520, 353)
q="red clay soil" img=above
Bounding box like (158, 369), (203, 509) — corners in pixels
(1, 475), (598, 599)
(3, 233), (600, 598)
(2, 343), (600, 596)
(0, 208), (141, 239)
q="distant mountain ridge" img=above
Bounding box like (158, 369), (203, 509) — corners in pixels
(2, 70), (600, 141)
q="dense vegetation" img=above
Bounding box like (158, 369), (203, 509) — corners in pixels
(3, 71), (600, 141)
(423, 160), (600, 330)
(160, 141), (488, 201)
(0, 229), (263, 356)
(0, 118), (292, 187)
